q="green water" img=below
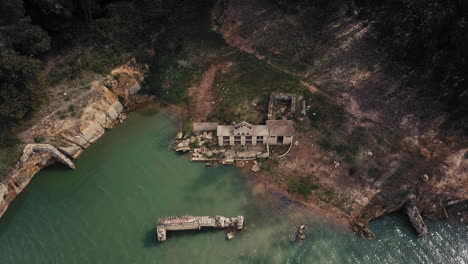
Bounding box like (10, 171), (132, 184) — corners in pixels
(0, 106), (466, 264)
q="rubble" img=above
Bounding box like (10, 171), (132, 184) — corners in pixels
(333, 161), (340, 168)
(226, 231), (235, 240)
(251, 161), (260, 172)
(235, 161), (246, 168)
(297, 225), (307, 240)
(421, 174), (429, 181)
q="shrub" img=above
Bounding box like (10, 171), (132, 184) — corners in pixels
(34, 136), (45, 143)
(287, 175), (319, 197)
(189, 138), (200, 149)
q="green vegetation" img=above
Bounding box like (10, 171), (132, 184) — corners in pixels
(0, 0), (215, 132)
(189, 138), (200, 149)
(304, 93), (368, 163)
(142, 2), (227, 103)
(209, 52), (306, 123)
(0, 134), (22, 180)
(287, 175), (319, 197)
(261, 159), (282, 182)
(306, 93), (345, 131)
(367, 167), (381, 181)
(0, 50), (45, 126)
(33, 136), (45, 143)
(182, 121), (194, 137)
(287, 174), (337, 204)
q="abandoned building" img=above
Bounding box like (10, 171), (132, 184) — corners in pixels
(268, 93), (297, 120)
(176, 92), (301, 151)
(216, 120), (294, 146)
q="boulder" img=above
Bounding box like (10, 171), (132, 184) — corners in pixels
(61, 131), (89, 149)
(235, 161), (246, 168)
(251, 161), (260, 172)
(58, 146), (83, 159)
(127, 82), (141, 95)
(110, 101), (124, 118)
(80, 121), (105, 144)
(226, 231), (235, 240)
(421, 174), (429, 181)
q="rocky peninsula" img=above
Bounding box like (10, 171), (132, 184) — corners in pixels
(0, 60), (151, 218)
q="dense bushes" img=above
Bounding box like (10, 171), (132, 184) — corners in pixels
(0, 51), (45, 124)
(0, 1), (50, 127)
(0, 0), (188, 131)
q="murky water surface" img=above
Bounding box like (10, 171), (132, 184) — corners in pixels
(0, 106), (466, 264)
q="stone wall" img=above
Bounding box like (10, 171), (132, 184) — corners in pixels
(193, 122), (219, 133)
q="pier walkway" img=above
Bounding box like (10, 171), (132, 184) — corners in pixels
(156, 215), (244, 242)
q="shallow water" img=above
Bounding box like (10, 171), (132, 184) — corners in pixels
(0, 106), (466, 264)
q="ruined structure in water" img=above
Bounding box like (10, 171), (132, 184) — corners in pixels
(156, 215), (244, 242)
(406, 200), (429, 236)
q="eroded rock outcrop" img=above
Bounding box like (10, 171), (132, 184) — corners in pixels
(21, 144), (75, 169)
(0, 60), (150, 219)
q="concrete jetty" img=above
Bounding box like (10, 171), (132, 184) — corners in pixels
(156, 215), (244, 242)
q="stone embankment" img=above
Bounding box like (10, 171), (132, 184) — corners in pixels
(0, 60), (150, 218)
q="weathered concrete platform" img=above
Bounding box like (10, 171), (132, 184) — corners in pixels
(406, 200), (429, 236)
(156, 215), (244, 242)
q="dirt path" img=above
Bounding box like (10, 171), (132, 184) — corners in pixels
(189, 62), (233, 121)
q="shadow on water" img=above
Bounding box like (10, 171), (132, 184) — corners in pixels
(387, 211), (421, 236)
(142, 229), (158, 248)
(136, 104), (162, 116)
(0, 164), (73, 232)
(142, 227), (223, 247)
(41, 164), (73, 172)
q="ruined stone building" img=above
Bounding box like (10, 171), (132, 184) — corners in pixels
(191, 92), (300, 147)
(216, 120), (294, 146)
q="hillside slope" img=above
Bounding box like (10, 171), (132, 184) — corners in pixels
(210, 0), (467, 236)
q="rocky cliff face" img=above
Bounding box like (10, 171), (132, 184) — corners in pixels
(0, 60), (151, 218)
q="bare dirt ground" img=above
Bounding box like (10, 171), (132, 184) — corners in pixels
(189, 61), (233, 121)
(242, 162), (351, 227)
(211, 0), (468, 235)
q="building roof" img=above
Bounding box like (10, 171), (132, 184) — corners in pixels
(252, 125), (269, 136)
(217, 124), (269, 136)
(217, 125), (233, 136)
(266, 120), (295, 136)
(234, 121), (252, 129)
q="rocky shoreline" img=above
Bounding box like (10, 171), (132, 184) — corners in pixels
(0, 60), (152, 218)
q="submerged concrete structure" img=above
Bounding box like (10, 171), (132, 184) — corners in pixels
(406, 201), (429, 236)
(156, 215), (244, 242)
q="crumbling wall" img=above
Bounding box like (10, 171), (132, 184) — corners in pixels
(193, 122), (219, 133)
